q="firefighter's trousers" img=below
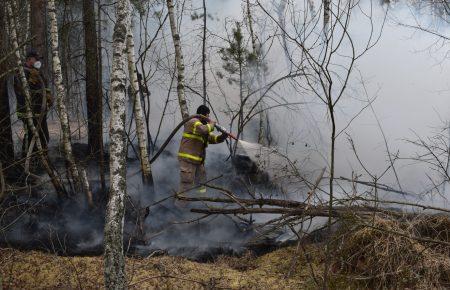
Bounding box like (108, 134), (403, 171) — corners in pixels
(178, 159), (207, 194)
(21, 115), (50, 156)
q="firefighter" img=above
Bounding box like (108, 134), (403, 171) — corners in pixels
(177, 105), (227, 196)
(14, 48), (53, 156)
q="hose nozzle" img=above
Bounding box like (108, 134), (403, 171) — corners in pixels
(214, 124), (238, 140)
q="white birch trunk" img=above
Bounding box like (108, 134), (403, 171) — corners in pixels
(47, 0), (93, 207)
(104, 0), (130, 288)
(7, 1), (65, 197)
(166, 0), (189, 120)
(126, 20), (153, 184)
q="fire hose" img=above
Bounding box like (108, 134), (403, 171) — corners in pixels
(149, 114), (237, 164)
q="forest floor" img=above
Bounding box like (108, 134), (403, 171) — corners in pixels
(2, 215), (450, 289)
(0, 245), (326, 289)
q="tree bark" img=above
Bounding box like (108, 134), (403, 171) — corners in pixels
(166, 0), (189, 120)
(83, 0), (103, 158)
(202, 0), (207, 105)
(97, 0), (106, 192)
(7, 1), (66, 197)
(104, 0), (130, 288)
(246, 0), (268, 146)
(234, 23), (244, 155)
(47, 0), (93, 207)
(323, 0), (330, 31)
(323, 94), (335, 288)
(23, 0), (30, 55)
(30, 0), (48, 74)
(126, 20), (153, 185)
(0, 2), (14, 167)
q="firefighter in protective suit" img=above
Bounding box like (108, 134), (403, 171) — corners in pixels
(177, 105), (227, 195)
(14, 48), (53, 155)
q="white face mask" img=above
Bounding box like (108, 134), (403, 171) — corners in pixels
(33, 61), (42, 69)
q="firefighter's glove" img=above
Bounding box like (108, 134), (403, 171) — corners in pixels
(217, 133), (228, 143)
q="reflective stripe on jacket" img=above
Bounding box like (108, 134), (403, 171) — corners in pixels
(178, 117), (224, 164)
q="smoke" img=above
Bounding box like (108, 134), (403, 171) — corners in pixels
(3, 0), (449, 259)
(216, 0), (450, 201)
(1, 138), (274, 259)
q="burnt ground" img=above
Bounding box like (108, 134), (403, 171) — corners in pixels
(0, 122), (292, 262)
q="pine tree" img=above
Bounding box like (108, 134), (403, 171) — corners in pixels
(218, 22), (266, 151)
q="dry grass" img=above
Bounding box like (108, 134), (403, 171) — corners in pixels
(333, 215), (450, 289)
(0, 245), (321, 289)
(1, 215), (449, 289)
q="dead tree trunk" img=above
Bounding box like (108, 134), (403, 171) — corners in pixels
(126, 20), (153, 185)
(166, 0), (189, 120)
(83, 0), (103, 159)
(7, 1), (66, 197)
(0, 3), (14, 167)
(47, 0), (93, 207)
(104, 0), (130, 288)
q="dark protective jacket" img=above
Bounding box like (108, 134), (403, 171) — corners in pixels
(178, 117), (227, 164)
(13, 66), (51, 118)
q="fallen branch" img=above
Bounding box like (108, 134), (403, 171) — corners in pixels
(178, 195), (307, 208)
(339, 176), (416, 196)
(343, 196), (450, 214)
(190, 206), (342, 217)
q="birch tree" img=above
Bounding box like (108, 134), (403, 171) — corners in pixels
(47, 0), (93, 207)
(166, 0), (189, 120)
(126, 19), (153, 184)
(6, 0), (66, 196)
(104, 0), (130, 287)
